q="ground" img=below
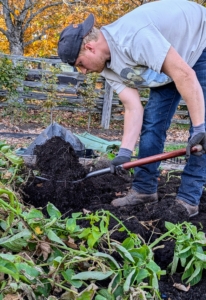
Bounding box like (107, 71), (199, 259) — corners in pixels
(20, 136), (206, 300)
(1, 110), (204, 299)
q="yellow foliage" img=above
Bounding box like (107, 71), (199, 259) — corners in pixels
(0, 0), (145, 57)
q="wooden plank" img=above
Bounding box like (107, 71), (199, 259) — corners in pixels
(0, 90), (83, 103)
(23, 81), (78, 94)
(101, 82), (114, 129)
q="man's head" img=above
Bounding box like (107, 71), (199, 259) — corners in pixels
(58, 14), (110, 74)
(58, 14), (95, 66)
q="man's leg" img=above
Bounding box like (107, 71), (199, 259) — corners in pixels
(112, 81), (181, 206)
(132, 82), (181, 194)
(177, 49), (206, 210)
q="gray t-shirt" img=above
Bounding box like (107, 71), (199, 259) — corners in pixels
(100, 0), (206, 94)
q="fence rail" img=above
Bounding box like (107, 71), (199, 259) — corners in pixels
(0, 54), (190, 128)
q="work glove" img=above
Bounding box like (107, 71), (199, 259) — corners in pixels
(186, 123), (206, 159)
(110, 148), (132, 174)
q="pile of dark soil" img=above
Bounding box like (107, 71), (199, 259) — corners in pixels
(22, 136), (206, 300)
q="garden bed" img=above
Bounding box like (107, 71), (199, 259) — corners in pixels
(20, 136), (206, 300)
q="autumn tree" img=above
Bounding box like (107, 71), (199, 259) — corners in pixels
(0, 0), (65, 55)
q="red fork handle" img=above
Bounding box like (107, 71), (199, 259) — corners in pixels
(121, 145), (203, 170)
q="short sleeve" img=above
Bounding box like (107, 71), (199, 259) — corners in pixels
(131, 24), (171, 73)
(101, 68), (127, 94)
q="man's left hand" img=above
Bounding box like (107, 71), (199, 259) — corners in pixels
(186, 132), (206, 159)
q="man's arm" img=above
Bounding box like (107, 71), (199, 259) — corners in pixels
(118, 87), (144, 151)
(161, 46), (205, 126)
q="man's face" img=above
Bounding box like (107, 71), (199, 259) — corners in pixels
(75, 48), (106, 74)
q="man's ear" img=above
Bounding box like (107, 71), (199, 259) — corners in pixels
(84, 42), (95, 53)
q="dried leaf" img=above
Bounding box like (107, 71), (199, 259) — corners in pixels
(173, 283), (190, 292)
(67, 237), (78, 249)
(83, 208), (91, 214)
(40, 241), (51, 260)
(4, 294), (21, 300)
(2, 171), (12, 179)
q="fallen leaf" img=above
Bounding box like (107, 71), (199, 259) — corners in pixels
(67, 237), (78, 249)
(2, 171), (12, 179)
(83, 208), (91, 214)
(3, 295), (21, 300)
(39, 241), (51, 260)
(173, 283), (190, 292)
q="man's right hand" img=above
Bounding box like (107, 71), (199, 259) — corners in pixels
(110, 148), (132, 174)
(110, 156), (131, 174)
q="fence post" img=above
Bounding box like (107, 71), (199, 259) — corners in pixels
(101, 81), (113, 129)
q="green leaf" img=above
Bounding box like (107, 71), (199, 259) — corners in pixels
(47, 203), (61, 219)
(122, 237), (134, 250)
(78, 228), (91, 239)
(0, 253), (15, 262)
(0, 230), (31, 252)
(109, 271), (122, 292)
(171, 253), (179, 275)
(186, 262), (203, 285)
(66, 218), (77, 233)
(100, 219), (108, 234)
(62, 269), (82, 288)
(24, 209), (43, 220)
(129, 245), (149, 261)
(111, 242), (135, 263)
(93, 252), (120, 269)
(178, 246), (192, 258)
(35, 279), (51, 297)
(182, 265), (194, 281)
(146, 260), (160, 273)
(72, 212), (82, 219)
(195, 252), (206, 262)
(118, 227), (125, 232)
(189, 270), (203, 286)
(47, 230), (65, 246)
(5, 152), (23, 165)
(96, 290), (115, 300)
(135, 269), (150, 284)
(0, 263), (19, 281)
(165, 221), (176, 231)
(16, 263), (40, 280)
(123, 269), (135, 292)
(72, 271), (113, 281)
(151, 272), (159, 290)
(95, 296), (107, 300)
(1, 145), (10, 153)
(78, 291), (94, 300)
(88, 232), (101, 248)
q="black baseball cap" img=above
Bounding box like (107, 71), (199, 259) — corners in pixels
(58, 14), (95, 66)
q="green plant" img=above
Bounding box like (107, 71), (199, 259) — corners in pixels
(0, 187), (167, 300)
(166, 221), (206, 286)
(0, 57), (27, 101)
(0, 141), (25, 186)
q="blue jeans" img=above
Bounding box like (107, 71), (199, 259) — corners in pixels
(133, 49), (206, 206)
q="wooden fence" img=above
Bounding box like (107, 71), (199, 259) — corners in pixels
(0, 54), (190, 129)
